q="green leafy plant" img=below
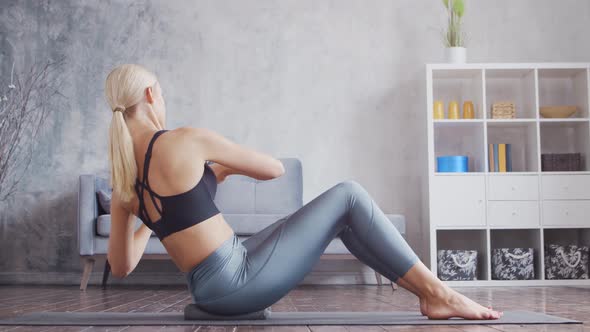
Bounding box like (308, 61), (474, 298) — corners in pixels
(442, 0), (466, 47)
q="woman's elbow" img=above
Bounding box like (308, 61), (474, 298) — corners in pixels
(274, 160), (285, 176)
(109, 260), (131, 278)
(112, 268), (131, 279)
(266, 160), (285, 179)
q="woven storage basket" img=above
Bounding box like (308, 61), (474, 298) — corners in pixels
(545, 244), (589, 279)
(437, 249), (478, 281)
(491, 101), (516, 119)
(491, 248), (535, 280)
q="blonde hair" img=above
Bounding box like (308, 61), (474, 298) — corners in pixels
(105, 64), (157, 203)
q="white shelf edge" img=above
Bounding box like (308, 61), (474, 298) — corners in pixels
(487, 119), (538, 122)
(540, 171), (590, 175)
(435, 226), (487, 230)
(433, 172), (486, 176)
(427, 62), (590, 70)
(433, 119), (484, 123)
(435, 225), (590, 230)
(443, 279), (590, 287)
(539, 118), (590, 122)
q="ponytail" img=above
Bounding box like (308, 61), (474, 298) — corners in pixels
(108, 107), (136, 202)
(105, 64), (157, 203)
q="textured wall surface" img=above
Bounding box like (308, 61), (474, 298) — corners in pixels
(1, 0), (589, 285)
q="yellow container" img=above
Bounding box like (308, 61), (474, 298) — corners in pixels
(433, 100), (445, 119)
(448, 101), (460, 119)
(463, 101), (475, 119)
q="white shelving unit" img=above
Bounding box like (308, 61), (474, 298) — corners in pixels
(426, 63), (590, 286)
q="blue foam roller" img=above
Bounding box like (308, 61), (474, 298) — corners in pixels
(436, 155), (468, 172)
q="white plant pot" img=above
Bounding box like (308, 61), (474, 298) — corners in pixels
(446, 47), (467, 64)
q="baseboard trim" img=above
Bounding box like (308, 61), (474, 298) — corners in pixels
(0, 271), (386, 286)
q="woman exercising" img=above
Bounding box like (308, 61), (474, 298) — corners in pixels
(104, 64), (502, 320)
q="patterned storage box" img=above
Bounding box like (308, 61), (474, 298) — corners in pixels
(491, 248), (535, 280)
(545, 244), (589, 279)
(541, 153), (582, 171)
(437, 249), (478, 281)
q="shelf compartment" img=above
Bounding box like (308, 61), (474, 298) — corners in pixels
(487, 174), (539, 200)
(434, 121), (485, 172)
(436, 229), (488, 280)
(433, 69), (484, 119)
(542, 200), (590, 227)
(541, 174), (590, 199)
(490, 229), (542, 280)
(540, 121), (589, 171)
(543, 228), (590, 280)
(485, 69), (536, 119)
(488, 201), (540, 228)
(487, 121), (539, 172)
(430, 175), (486, 227)
(538, 68), (589, 119)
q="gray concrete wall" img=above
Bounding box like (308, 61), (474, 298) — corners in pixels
(1, 0), (589, 285)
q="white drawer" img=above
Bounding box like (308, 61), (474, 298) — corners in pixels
(541, 175), (590, 200)
(487, 175), (539, 201)
(542, 200), (590, 226)
(487, 201), (539, 227)
(431, 175), (486, 227)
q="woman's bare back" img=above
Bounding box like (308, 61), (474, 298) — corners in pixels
(126, 128), (235, 272)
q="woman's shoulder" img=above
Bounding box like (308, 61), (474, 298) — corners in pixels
(159, 126), (200, 147)
(172, 126), (218, 141)
(157, 127), (208, 169)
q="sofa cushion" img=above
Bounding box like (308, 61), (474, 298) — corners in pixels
(95, 213), (291, 237)
(96, 213), (406, 244)
(97, 189), (112, 214)
(94, 158), (302, 217)
(95, 175), (111, 215)
(213, 176), (256, 214)
(214, 158), (302, 214)
(96, 214), (156, 237)
(253, 158), (303, 214)
(94, 214), (405, 256)
(93, 236), (166, 255)
(94, 234), (377, 256)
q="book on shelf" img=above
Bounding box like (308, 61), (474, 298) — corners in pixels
(489, 143), (512, 172)
(499, 144), (506, 172)
(489, 144), (495, 172)
(506, 144), (512, 172)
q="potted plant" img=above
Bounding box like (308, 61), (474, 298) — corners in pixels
(442, 0), (467, 63)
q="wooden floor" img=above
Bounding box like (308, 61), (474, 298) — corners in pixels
(0, 284), (588, 331)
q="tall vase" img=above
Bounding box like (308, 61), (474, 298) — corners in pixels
(446, 47), (467, 64)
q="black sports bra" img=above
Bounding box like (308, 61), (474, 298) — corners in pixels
(134, 129), (220, 240)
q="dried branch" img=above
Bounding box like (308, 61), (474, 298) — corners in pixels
(0, 57), (67, 202)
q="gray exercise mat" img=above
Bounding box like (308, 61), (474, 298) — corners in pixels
(0, 310), (580, 326)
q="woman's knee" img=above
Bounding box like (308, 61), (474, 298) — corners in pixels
(335, 180), (368, 197)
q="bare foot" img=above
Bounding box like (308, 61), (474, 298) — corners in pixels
(424, 286), (503, 320)
(420, 297), (426, 316)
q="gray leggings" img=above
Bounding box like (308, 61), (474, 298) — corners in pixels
(185, 180), (420, 315)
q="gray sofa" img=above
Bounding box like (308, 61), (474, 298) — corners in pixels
(78, 158), (406, 290)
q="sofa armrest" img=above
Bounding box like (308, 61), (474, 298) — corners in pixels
(78, 174), (97, 256)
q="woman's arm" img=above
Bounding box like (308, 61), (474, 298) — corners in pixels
(108, 191), (153, 278)
(192, 127), (284, 180)
(208, 162), (232, 183)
